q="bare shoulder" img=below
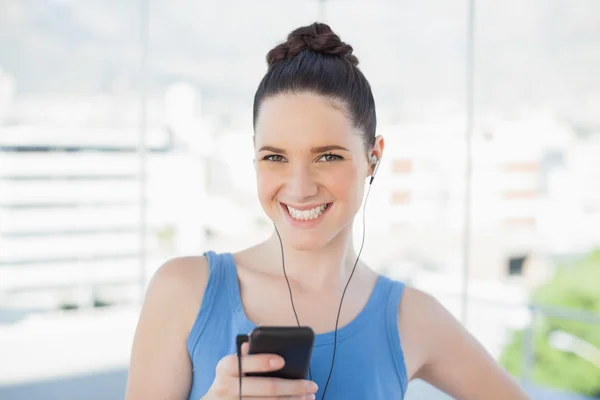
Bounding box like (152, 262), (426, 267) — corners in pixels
(125, 256), (210, 400)
(397, 286), (529, 399)
(398, 286), (451, 335)
(397, 287), (467, 374)
(143, 255), (209, 331)
(148, 255), (209, 297)
(396, 286), (442, 380)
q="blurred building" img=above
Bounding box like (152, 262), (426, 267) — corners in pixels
(377, 112), (599, 288)
(0, 87), (211, 311)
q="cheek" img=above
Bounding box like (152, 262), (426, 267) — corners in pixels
(256, 167), (281, 203)
(324, 165), (363, 201)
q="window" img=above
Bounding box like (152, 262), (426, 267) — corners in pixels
(507, 255), (527, 276)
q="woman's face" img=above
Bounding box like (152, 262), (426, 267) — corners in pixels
(254, 92), (383, 251)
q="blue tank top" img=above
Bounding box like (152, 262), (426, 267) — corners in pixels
(186, 251), (408, 400)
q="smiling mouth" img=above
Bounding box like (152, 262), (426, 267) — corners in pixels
(281, 203), (331, 221)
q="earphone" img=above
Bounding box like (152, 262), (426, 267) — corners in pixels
(370, 154), (380, 184)
(238, 152), (380, 400)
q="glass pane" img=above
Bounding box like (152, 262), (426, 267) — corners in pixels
(325, 2), (470, 398)
(143, 0), (321, 270)
(474, 0), (600, 398)
(0, 0), (143, 396)
(326, 0), (469, 294)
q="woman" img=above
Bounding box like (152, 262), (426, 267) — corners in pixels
(125, 22), (530, 400)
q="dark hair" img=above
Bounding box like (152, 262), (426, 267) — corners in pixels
(252, 22), (376, 150)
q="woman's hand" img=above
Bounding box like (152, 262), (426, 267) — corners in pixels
(204, 343), (318, 399)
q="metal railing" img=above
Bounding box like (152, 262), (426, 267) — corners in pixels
(415, 284), (600, 398)
(522, 304), (600, 385)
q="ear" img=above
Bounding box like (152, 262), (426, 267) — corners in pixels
(369, 135), (385, 176)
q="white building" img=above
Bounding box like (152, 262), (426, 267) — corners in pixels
(372, 111), (594, 284)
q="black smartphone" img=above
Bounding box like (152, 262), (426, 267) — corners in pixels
(246, 326), (315, 380)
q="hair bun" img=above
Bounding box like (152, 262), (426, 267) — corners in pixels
(267, 22), (359, 67)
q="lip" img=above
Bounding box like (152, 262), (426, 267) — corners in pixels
(280, 202), (332, 229)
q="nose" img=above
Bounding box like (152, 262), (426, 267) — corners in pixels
(284, 164), (318, 199)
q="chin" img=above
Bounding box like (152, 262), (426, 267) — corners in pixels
(282, 232), (331, 251)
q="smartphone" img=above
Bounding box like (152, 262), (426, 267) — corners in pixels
(246, 326), (315, 379)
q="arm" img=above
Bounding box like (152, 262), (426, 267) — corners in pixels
(125, 256), (209, 400)
(400, 288), (530, 400)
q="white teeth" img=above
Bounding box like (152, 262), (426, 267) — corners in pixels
(286, 204), (328, 221)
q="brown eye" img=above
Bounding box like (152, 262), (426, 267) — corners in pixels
(263, 154), (286, 162)
(319, 153), (344, 162)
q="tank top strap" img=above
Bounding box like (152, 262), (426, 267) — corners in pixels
(186, 251), (235, 355)
(384, 278), (409, 394)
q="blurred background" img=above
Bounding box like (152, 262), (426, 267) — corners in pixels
(0, 0), (599, 399)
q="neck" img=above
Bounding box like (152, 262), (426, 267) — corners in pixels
(263, 226), (362, 291)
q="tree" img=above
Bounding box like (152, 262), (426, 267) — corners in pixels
(499, 249), (600, 397)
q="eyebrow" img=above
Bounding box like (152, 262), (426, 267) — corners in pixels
(257, 145), (350, 154)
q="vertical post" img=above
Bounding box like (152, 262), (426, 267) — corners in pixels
(138, 0), (150, 300)
(461, 0), (476, 326)
(521, 306), (536, 385)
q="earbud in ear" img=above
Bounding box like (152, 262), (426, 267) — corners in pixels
(369, 154), (380, 184)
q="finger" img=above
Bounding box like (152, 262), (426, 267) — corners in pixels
(241, 396), (315, 400)
(276, 396), (316, 400)
(241, 342), (249, 356)
(217, 353), (285, 377)
(237, 376), (318, 397)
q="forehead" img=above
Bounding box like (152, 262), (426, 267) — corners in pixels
(254, 93), (361, 150)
